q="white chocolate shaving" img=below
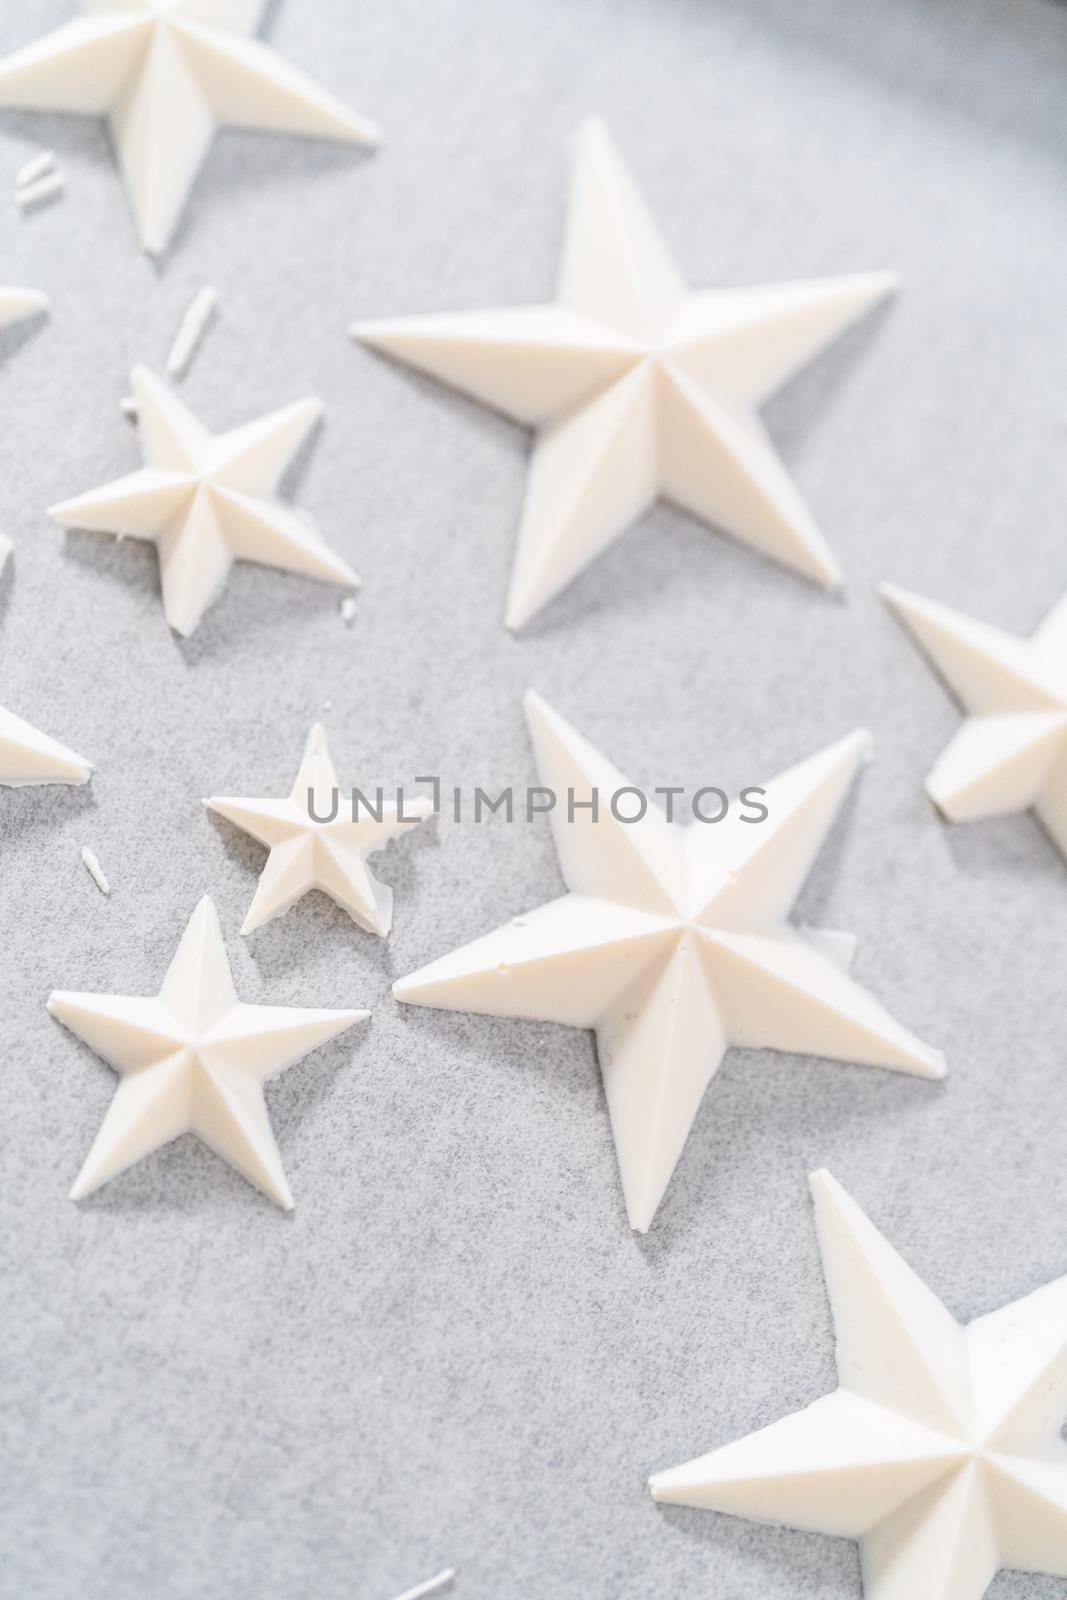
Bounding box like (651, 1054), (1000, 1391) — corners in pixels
(166, 285), (218, 379)
(80, 847), (110, 896)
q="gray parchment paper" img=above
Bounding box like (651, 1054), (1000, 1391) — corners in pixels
(2, 0), (1067, 1595)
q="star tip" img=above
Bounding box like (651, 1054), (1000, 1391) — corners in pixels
(648, 1474), (666, 1501)
(807, 1167), (837, 1199)
(68, 1172), (95, 1202)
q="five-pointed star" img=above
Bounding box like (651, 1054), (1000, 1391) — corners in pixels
(205, 722), (434, 936)
(651, 1170), (1067, 1600)
(0, 701), (91, 786)
(49, 895), (367, 1206)
(883, 581), (1067, 858)
(394, 693), (943, 1232)
(48, 365), (359, 637)
(0, 1), (378, 255)
(354, 118), (895, 630)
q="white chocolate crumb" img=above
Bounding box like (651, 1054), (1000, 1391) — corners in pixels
(340, 596), (357, 625)
(16, 150), (56, 189)
(166, 285), (218, 379)
(0, 532), (11, 577)
(120, 396), (138, 421)
(80, 847), (110, 896)
(16, 168), (64, 210)
(387, 1571), (455, 1600)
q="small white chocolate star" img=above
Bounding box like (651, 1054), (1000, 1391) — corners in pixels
(205, 723), (433, 936)
(49, 366), (359, 637)
(50, 895), (367, 1206)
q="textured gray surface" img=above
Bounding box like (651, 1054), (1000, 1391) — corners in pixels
(2, 0), (1067, 1595)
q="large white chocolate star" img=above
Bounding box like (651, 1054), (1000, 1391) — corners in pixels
(354, 118), (895, 630)
(49, 895), (367, 1206)
(883, 581), (1067, 857)
(651, 1170), (1067, 1600)
(205, 722), (433, 936)
(49, 365), (359, 637)
(0, 701), (91, 786)
(0, 1), (378, 255)
(394, 693), (943, 1232)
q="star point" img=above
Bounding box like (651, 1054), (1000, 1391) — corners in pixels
(49, 367), (359, 636)
(0, 701), (91, 787)
(0, 1), (378, 254)
(50, 894), (368, 1206)
(651, 1171), (1067, 1600)
(394, 695), (942, 1230)
(206, 724), (433, 937)
(355, 121), (895, 629)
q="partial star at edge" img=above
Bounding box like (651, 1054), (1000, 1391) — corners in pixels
(394, 692), (942, 1232)
(0, 701), (91, 787)
(49, 365), (359, 638)
(50, 895), (367, 1206)
(354, 118), (895, 630)
(882, 580), (1067, 859)
(652, 1170), (1067, 1600)
(0, 0), (379, 255)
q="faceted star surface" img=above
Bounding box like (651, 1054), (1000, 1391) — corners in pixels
(0, 0), (378, 254)
(49, 895), (367, 1206)
(206, 722), (433, 936)
(883, 581), (1067, 858)
(0, 701), (91, 787)
(394, 693), (943, 1232)
(354, 118), (895, 630)
(652, 1169), (1067, 1600)
(49, 365), (359, 637)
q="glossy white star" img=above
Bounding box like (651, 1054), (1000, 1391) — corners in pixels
(883, 581), (1067, 858)
(354, 118), (895, 630)
(49, 895), (367, 1207)
(394, 693), (943, 1232)
(651, 1169), (1067, 1600)
(0, 0), (378, 255)
(48, 365), (359, 637)
(0, 701), (91, 787)
(205, 722), (433, 936)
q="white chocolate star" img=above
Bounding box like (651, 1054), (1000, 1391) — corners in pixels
(49, 895), (367, 1207)
(49, 366), (359, 637)
(882, 581), (1067, 857)
(651, 1170), (1067, 1600)
(0, 1), (379, 255)
(394, 693), (943, 1232)
(354, 118), (895, 630)
(0, 701), (91, 787)
(205, 723), (433, 936)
